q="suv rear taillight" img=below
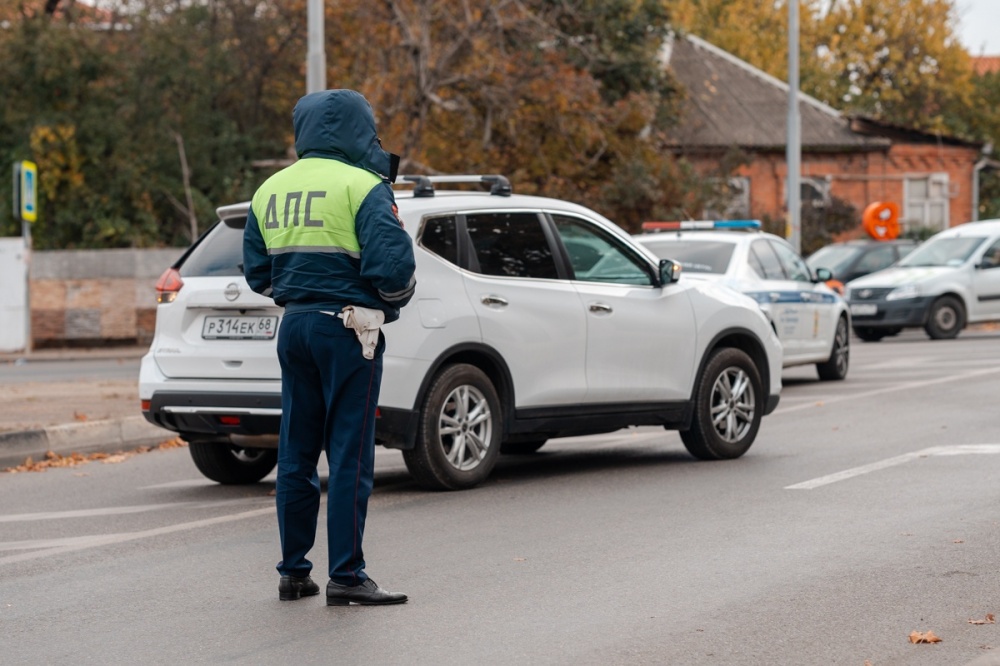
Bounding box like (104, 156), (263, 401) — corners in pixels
(155, 267), (184, 304)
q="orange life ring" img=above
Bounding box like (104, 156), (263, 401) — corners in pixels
(862, 202), (900, 240)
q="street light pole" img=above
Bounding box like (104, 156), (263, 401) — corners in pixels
(786, 0), (802, 254)
(306, 0), (326, 94)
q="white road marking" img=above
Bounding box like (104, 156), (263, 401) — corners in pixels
(0, 498), (271, 523)
(786, 444), (1000, 490)
(774, 366), (1000, 415)
(0, 505), (274, 566)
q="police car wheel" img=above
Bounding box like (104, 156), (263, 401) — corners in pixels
(403, 364), (502, 491)
(816, 316), (850, 381)
(680, 347), (761, 461)
(187, 438), (278, 485)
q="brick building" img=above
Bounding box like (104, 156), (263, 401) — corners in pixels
(662, 34), (990, 236)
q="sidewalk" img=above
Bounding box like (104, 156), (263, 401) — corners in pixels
(0, 345), (177, 469)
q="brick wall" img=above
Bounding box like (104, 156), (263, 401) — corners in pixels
(688, 142), (982, 236)
(29, 248), (180, 348)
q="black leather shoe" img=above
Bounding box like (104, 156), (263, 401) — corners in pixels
(278, 575), (320, 601)
(326, 578), (408, 606)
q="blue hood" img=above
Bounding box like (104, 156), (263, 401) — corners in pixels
(293, 89), (393, 180)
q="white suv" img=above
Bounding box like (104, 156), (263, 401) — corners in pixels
(140, 175), (783, 490)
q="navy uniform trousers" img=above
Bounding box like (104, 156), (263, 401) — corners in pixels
(274, 310), (383, 586)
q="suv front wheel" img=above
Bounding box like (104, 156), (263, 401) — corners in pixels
(187, 438), (278, 484)
(403, 364), (503, 490)
(680, 347), (762, 460)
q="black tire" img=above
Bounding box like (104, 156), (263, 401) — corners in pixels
(680, 347), (762, 461)
(402, 364), (503, 490)
(187, 439), (277, 484)
(924, 295), (965, 340)
(853, 327), (886, 342)
(816, 316), (850, 381)
(500, 438), (548, 455)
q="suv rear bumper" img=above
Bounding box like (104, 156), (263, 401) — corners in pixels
(143, 390), (421, 450)
(143, 391), (282, 437)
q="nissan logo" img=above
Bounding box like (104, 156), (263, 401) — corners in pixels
(224, 283), (241, 301)
(858, 289), (872, 299)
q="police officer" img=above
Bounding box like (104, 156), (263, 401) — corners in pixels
(243, 89), (416, 606)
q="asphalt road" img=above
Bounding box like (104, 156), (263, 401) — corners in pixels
(2, 330), (1000, 665)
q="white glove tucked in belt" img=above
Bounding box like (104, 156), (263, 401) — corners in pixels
(337, 306), (385, 360)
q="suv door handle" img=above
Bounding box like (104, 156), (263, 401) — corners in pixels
(589, 302), (613, 314)
(481, 295), (508, 307)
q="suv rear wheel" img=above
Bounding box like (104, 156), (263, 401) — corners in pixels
(403, 364), (503, 490)
(187, 438), (278, 484)
(680, 348), (762, 460)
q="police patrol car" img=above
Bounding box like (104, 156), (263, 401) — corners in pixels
(140, 175), (784, 490)
(635, 221), (850, 381)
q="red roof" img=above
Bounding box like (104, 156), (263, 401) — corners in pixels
(972, 56), (1000, 76)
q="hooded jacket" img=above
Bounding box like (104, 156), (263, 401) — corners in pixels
(243, 89), (416, 322)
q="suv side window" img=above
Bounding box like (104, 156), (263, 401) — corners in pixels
(551, 214), (652, 286)
(466, 212), (558, 279)
(418, 215), (459, 265)
(770, 240), (811, 281)
(180, 220), (245, 277)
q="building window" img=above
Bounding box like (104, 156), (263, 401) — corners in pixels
(801, 177), (831, 208)
(904, 174), (949, 231)
(703, 177), (750, 220)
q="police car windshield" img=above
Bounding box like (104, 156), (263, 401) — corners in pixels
(640, 239), (735, 274)
(896, 236), (986, 268)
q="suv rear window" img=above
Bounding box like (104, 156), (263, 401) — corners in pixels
(179, 219), (246, 277)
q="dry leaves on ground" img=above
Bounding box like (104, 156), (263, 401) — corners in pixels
(909, 630), (942, 644)
(969, 614), (996, 625)
(2, 438), (187, 473)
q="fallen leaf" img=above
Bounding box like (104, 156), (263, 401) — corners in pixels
(969, 614), (996, 625)
(909, 630), (942, 644)
(73, 411), (88, 422)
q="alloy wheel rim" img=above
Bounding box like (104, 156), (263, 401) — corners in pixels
(710, 367), (756, 443)
(834, 321), (849, 373)
(438, 384), (493, 471)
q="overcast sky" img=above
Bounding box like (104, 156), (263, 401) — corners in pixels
(955, 0), (1000, 55)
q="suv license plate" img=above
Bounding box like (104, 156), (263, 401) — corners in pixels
(202, 315), (279, 340)
(850, 303), (878, 316)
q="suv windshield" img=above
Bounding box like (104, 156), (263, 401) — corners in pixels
(806, 245), (862, 274)
(641, 239), (735, 274)
(897, 236), (986, 268)
(179, 220), (246, 277)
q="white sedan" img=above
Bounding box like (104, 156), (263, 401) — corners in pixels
(635, 221), (850, 381)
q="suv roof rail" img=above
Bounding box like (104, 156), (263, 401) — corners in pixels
(641, 219), (761, 232)
(397, 174), (512, 198)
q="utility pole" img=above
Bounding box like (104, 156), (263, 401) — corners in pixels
(786, 0), (802, 254)
(306, 0), (326, 94)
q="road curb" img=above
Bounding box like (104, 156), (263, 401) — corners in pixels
(0, 417), (174, 468)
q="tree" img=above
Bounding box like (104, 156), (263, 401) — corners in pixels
(807, 0), (975, 137)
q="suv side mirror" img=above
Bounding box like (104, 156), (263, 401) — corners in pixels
(813, 267), (833, 282)
(658, 259), (681, 285)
